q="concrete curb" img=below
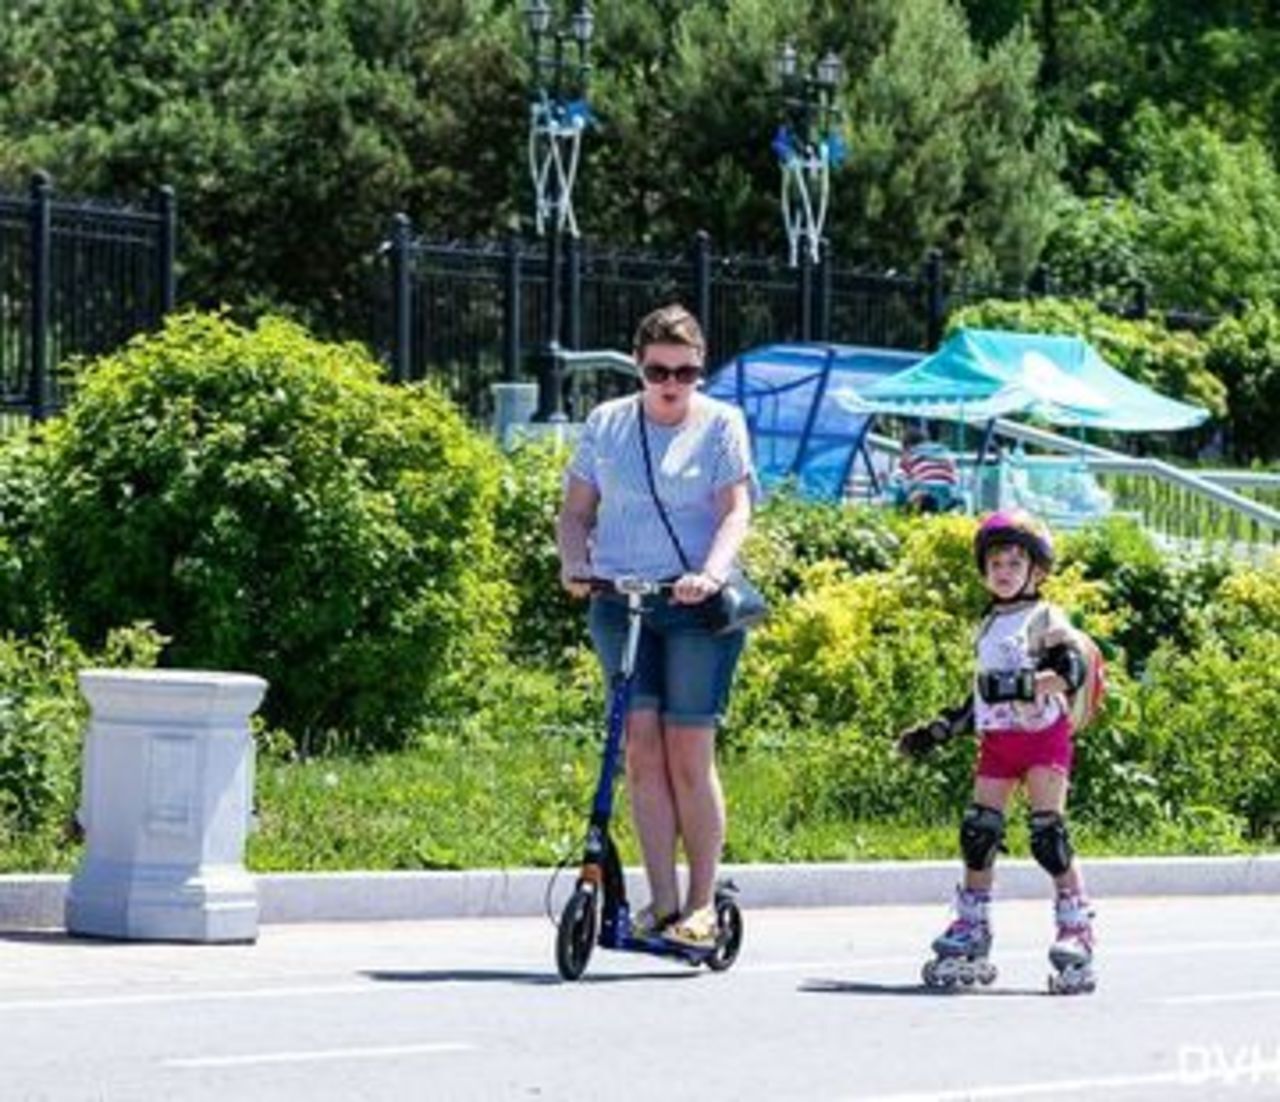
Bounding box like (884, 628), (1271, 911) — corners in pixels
(3, 855), (1279, 929)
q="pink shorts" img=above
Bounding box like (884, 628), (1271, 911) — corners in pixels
(976, 714), (1074, 780)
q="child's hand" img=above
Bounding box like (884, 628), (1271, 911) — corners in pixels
(1034, 670), (1067, 700)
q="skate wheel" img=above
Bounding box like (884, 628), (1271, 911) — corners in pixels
(922, 960), (955, 989)
(1048, 969), (1095, 995)
(934, 963), (959, 989)
(977, 963), (998, 986)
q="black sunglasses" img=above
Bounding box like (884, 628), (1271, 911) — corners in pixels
(641, 362), (702, 385)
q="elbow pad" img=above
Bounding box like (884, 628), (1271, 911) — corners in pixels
(1039, 642), (1087, 692)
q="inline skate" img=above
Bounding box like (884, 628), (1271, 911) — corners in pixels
(922, 887), (997, 989)
(1047, 891), (1096, 995)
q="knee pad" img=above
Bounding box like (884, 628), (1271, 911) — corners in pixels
(1029, 811), (1074, 877)
(960, 803), (1006, 871)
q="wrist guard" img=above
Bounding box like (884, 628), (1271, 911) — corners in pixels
(977, 668), (1037, 703)
(898, 719), (952, 760)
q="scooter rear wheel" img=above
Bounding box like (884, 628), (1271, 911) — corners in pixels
(705, 896), (744, 972)
(556, 887), (598, 981)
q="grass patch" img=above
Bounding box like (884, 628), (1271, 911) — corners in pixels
(1, 734), (1268, 875)
(245, 736), (1273, 871)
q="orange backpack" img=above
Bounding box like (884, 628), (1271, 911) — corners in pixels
(1033, 606), (1108, 732)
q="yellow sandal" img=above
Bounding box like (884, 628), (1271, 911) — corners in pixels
(663, 905), (718, 949)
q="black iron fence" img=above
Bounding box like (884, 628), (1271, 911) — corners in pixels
(374, 217), (951, 420)
(0, 172), (176, 419)
(0, 176), (1221, 428)
(375, 213), (1230, 422)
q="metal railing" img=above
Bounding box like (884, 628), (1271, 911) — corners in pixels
(558, 348), (636, 421)
(1197, 470), (1280, 512)
(986, 420), (1280, 558)
(1092, 463), (1279, 559)
(0, 173), (176, 419)
(375, 220), (942, 418)
(862, 420), (1280, 561)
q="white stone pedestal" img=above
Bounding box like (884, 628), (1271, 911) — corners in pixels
(65, 669), (267, 942)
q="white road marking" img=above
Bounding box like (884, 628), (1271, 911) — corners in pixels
(164, 1042), (474, 1069)
(847, 1061), (1280, 1101)
(0, 982), (378, 1012)
(1161, 989), (1280, 1006)
(1108, 938), (1280, 957)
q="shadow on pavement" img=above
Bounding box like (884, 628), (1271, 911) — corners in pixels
(800, 978), (1048, 998)
(363, 967), (702, 987)
(0, 929), (212, 949)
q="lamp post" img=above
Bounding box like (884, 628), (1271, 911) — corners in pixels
(772, 42), (843, 269)
(524, 0), (594, 422)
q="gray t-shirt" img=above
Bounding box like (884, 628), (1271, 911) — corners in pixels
(567, 393), (756, 580)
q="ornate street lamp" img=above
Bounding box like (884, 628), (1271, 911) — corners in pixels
(525, 0), (594, 420)
(771, 42), (845, 268)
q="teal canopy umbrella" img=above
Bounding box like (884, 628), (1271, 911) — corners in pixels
(858, 328), (1209, 432)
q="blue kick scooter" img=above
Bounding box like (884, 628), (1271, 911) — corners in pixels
(555, 576), (744, 981)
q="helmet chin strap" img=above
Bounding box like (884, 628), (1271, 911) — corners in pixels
(991, 590), (1038, 607)
(988, 573), (1040, 605)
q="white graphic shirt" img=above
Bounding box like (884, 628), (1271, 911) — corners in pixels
(973, 601), (1066, 733)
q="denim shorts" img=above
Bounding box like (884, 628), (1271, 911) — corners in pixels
(587, 594), (746, 727)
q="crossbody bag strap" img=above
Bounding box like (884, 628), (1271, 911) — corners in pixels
(635, 396), (693, 573)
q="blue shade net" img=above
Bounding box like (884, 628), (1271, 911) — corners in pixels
(704, 343), (924, 501)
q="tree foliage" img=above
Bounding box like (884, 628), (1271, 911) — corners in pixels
(1203, 304), (1280, 462)
(0, 0), (526, 334)
(1, 0), (1067, 314)
(1126, 110), (1280, 311)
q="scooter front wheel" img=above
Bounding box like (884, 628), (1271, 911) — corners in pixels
(555, 886), (599, 981)
(704, 896), (744, 972)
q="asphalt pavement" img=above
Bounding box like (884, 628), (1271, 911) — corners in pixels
(4, 894), (1280, 1101)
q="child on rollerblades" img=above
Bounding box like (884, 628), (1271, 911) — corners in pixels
(898, 510), (1097, 994)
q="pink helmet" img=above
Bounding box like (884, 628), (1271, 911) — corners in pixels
(974, 509), (1054, 572)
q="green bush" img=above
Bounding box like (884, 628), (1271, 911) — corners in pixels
(494, 438), (585, 665)
(1204, 566), (1280, 656)
(0, 428), (51, 636)
(748, 491), (902, 599)
(0, 621), (162, 862)
(893, 513), (988, 616)
(239, 491), (1280, 864)
(730, 518), (983, 804)
(37, 312), (511, 749)
(1203, 303), (1280, 462)
(1061, 516), (1229, 672)
(1134, 630), (1280, 838)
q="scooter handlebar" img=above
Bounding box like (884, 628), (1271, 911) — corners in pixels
(572, 576), (677, 597)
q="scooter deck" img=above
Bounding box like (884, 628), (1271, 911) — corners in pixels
(601, 926), (715, 964)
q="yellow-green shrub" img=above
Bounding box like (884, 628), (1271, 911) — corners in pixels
(38, 312), (511, 749)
